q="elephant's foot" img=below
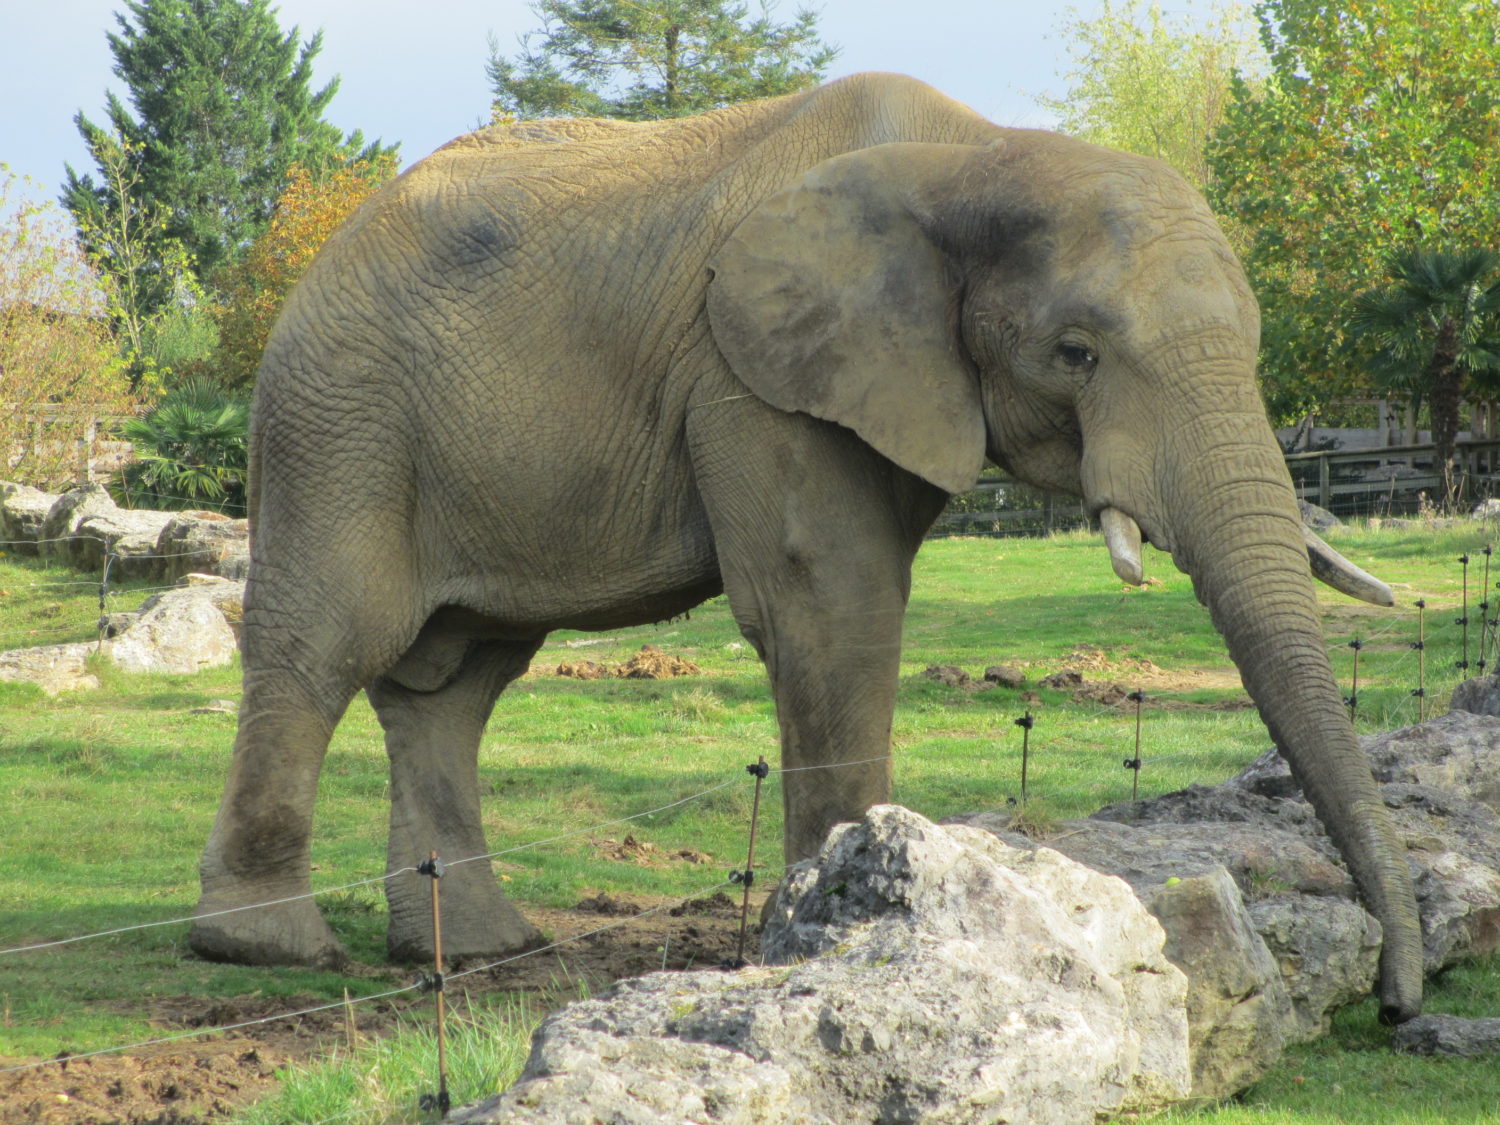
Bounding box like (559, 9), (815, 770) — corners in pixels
(189, 890), (348, 969)
(385, 877), (542, 965)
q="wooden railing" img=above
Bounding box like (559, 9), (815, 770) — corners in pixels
(933, 439), (1500, 538)
(1283, 438), (1500, 512)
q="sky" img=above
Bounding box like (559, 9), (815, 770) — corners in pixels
(0, 0), (1107, 208)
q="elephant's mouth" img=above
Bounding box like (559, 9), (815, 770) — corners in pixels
(1096, 504), (1394, 608)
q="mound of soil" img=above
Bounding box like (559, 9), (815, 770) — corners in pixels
(556, 645), (701, 680)
(592, 834), (712, 866)
(0, 893), (763, 1125)
(616, 645), (701, 679)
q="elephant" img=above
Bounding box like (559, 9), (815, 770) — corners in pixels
(189, 72), (1422, 1023)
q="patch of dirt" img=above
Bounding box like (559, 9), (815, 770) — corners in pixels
(592, 834), (713, 866)
(0, 892), (763, 1125)
(1050, 645), (1248, 704)
(0, 1040), (290, 1125)
(555, 644), (702, 680)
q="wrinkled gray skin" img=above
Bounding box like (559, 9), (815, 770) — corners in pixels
(190, 74), (1421, 1022)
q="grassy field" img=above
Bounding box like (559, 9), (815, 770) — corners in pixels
(2, 523), (1498, 1122)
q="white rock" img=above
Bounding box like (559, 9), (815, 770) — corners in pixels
(0, 642), (100, 694)
(458, 806), (1190, 1125)
(105, 584), (239, 674)
(0, 481), (59, 554)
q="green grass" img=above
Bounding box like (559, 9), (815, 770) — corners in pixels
(2, 525), (1498, 1121)
(233, 989), (563, 1125)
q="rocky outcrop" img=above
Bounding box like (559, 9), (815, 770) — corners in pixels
(452, 704), (1500, 1123)
(0, 578), (245, 693)
(453, 806), (1191, 1125)
(37, 483), (118, 561)
(0, 483), (248, 583)
(0, 482), (57, 554)
(156, 512), (250, 583)
(71, 508), (178, 579)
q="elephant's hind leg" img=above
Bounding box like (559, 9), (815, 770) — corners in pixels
(190, 673), (357, 969)
(369, 636), (544, 963)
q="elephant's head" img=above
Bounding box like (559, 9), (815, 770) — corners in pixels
(706, 136), (1422, 1023)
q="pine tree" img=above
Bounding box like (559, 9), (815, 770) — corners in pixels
(63, 0), (397, 296)
(487, 0), (837, 121)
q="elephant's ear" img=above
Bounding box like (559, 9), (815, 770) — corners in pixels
(707, 143), (985, 495)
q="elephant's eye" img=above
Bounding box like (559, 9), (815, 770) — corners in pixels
(1058, 343), (1098, 369)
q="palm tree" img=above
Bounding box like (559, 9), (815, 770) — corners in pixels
(1352, 248), (1500, 501)
(116, 377), (250, 514)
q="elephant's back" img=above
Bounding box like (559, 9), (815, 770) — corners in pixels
(261, 73), (1008, 406)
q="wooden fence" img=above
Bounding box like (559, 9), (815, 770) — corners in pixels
(3, 405), (134, 486)
(932, 438), (1500, 539)
(1283, 439), (1500, 515)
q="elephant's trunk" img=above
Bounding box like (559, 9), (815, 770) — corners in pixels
(1151, 427), (1423, 1023)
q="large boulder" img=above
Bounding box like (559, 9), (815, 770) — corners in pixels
(1393, 1014), (1500, 1057)
(71, 508), (177, 580)
(1136, 868), (1292, 1096)
(1246, 895), (1382, 1043)
(37, 484), (118, 560)
(453, 806), (1190, 1125)
(0, 641), (100, 694)
(106, 581), (242, 674)
(1298, 499), (1341, 531)
(0, 481), (59, 554)
(156, 513), (250, 584)
(1229, 711), (1500, 972)
(1449, 674), (1500, 719)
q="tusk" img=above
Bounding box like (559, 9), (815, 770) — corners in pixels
(1100, 507), (1144, 585)
(1304, 526), (1396, 607)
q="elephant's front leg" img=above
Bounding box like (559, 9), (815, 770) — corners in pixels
(367, 638), (543, 963)
(690, 403), (945, 861)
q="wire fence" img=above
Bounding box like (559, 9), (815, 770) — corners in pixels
(0, 751), (818, 1087)
(3, 529), (1496, 1110)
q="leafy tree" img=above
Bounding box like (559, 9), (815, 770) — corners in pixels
(212, 155), (398, 388)
(1351, 248), (1500, 499)
(486, 0), (837, 121)
(116, 377), (250, 514)
(1038, 1), (1265, 192)
(67, 128), (211, 391)
(63, 0), (396, 296)
(1207, 0), (1500, 423)
(0, 169), (136, 490)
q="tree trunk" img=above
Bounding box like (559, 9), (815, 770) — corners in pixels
(1428, 315), (1462, 505)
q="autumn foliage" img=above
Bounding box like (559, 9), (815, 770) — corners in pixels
(213, 156), (397, 387)
(0, 172), (136, 489)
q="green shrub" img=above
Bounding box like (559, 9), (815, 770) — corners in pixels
(115, 377), (250, 515)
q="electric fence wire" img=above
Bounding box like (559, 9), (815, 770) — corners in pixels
(3, 753), (899, 959)
(0, 870), (757, 1078)
(2, 547), (1486, 952)
(0, 777), (744, 956)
